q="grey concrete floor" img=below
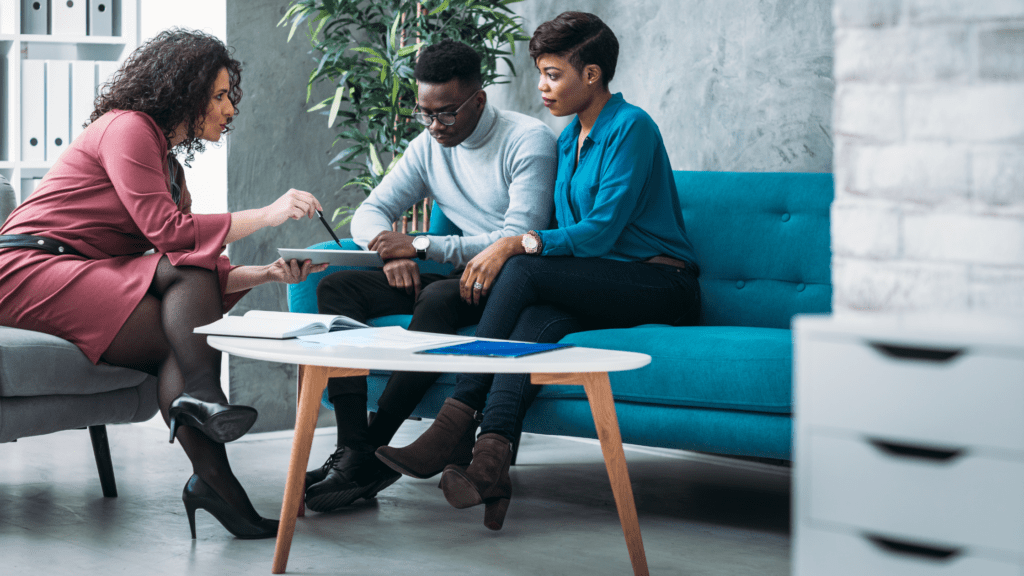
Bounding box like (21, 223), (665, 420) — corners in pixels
(0, 420), (791, 576)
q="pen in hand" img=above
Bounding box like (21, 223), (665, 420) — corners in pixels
(316, 209), (343, 248)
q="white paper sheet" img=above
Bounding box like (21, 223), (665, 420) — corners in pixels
(297, 326), (474, 350)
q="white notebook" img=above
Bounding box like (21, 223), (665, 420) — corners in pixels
(194, 310), (368, 339)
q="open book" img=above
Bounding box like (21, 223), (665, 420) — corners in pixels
(194, 310), (368, 339)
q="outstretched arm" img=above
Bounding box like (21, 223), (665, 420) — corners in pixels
(224, 258), (328, 294)
(224, 188), (322, 244)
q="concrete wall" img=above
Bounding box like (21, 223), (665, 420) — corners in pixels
(225, 0), (835, 430)
(489, 0), (835, 173)
(832, 0), (1024, 313)
(226, 0), (361, 431)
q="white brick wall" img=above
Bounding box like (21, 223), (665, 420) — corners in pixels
(832, 0), (1024, 313)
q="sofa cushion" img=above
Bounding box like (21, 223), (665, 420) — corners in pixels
(351, 321), (792, 415)
(0, 379), (159, 443)
(547, 325), (794, 414)
(0, 327), (152, 397)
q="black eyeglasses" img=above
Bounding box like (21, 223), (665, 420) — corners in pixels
(412, 91), (479, 127)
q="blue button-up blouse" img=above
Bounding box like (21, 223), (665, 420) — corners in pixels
(536, 93), (697, 267)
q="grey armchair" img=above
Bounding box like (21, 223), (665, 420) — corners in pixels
(0, 174), (159, 497)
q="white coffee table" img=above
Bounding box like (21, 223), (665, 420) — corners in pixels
(207, 335), (652, 575)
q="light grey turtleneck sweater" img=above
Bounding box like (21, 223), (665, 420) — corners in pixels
(350, 102), (557, 268)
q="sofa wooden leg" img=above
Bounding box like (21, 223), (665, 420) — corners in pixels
(88, 425), (117, 498)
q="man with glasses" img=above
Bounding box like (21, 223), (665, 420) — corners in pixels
(305, 39), (557, 513)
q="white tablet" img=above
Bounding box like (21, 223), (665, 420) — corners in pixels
(278, 248), (385, 268)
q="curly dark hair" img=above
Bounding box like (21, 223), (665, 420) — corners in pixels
(90, 28), (242, 164)
(414, 39), (482, 88)
(529, 12), (619, 88)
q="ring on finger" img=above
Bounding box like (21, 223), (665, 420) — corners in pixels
(473, 282), (484, 290)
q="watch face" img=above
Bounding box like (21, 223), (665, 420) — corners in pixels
(522, 234), (539, 253)
(412, 236), (430, 250)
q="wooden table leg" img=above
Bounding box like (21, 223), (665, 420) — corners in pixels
(533, 372), (649, 576)
(272, 365), (367, 574)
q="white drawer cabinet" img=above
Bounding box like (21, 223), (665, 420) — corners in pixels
(796, 526), (1022, 576)
(793, 313), (1024, 576)
(800, 339), (1024, 452)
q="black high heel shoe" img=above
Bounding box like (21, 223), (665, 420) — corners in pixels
(182, 474), (278, 540)
(168, 393), (258, 444)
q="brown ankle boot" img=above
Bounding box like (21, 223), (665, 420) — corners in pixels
(439, 433), (513, 531)
(375, 398), (482, 479)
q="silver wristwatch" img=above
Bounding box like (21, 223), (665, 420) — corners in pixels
(412, 235), (430, 260)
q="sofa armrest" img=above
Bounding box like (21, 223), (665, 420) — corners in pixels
(286, 241), (457, 314)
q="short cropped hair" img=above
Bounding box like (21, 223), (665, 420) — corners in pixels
(528, 12), (619, 87)
(414, 39), (483, 87)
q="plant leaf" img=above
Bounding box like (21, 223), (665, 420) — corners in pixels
(368, 146), (384, 176)
(390, 78), (400, 105)
(397, 43), (422, 58)
(389, 12), (401, 52)
(277, 3), (305, 28)
(310, 11), (329, 40)
(385, 152), (403, 174)
(328, 85), (345, 127)
(428, 0), (451, 16)
(328, 145), (361, 165)
(350, 46), (385, 59)
(307, 96), (332, 112)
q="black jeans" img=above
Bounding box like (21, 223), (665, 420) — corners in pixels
(451, 255), (700, 442)
(317, 268), (484, 443)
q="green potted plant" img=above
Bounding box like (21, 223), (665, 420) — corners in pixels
(280, 0), (530, 230)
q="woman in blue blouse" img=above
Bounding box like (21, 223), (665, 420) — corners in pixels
(376, 11), (701, 530)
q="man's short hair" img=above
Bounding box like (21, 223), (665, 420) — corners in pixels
(528, 12), (619, 88)
(414, 39), (483, 87)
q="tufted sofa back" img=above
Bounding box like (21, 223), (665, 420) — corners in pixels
(674, 171), (833, 329)
(289, 171), (834, 329)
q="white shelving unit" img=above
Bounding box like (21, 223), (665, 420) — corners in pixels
(0, 0), (138, 202)
(794, 313), (1024, 576)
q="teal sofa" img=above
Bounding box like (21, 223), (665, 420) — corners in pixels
(288, 171), (833, 460)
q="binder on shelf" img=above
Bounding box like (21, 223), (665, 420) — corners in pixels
(71, 61), (96, 141)
(52, 0), (86, 36)
(20, 177), (41, 201)
(21, 60), (46, 162)
(46, 60), (71, 161)
(1, 0), (19, 35)
(97, 60), (118, 87)
(88, 0), (112, 36)
(20, 0), (47, 35)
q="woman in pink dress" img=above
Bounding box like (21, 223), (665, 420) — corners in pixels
(0, 29), (327, 539)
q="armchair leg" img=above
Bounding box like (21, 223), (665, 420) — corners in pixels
(88, 425), (117, 498)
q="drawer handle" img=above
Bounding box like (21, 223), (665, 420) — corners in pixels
(866, 534), (961, 561)
(869, 439), (963, 462)
(869, 342), (963, 362)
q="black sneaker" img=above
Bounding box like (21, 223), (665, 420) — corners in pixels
(305, 448), (381, 513)
(305, 446), (344, 492)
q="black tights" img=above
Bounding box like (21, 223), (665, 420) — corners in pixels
(100, 256), (261, 521)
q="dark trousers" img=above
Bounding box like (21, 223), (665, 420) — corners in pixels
(451, 255), (701, 441)
(317, 268), (484, 448)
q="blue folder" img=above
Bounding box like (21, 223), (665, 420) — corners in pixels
(416, 340), (574, 358)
